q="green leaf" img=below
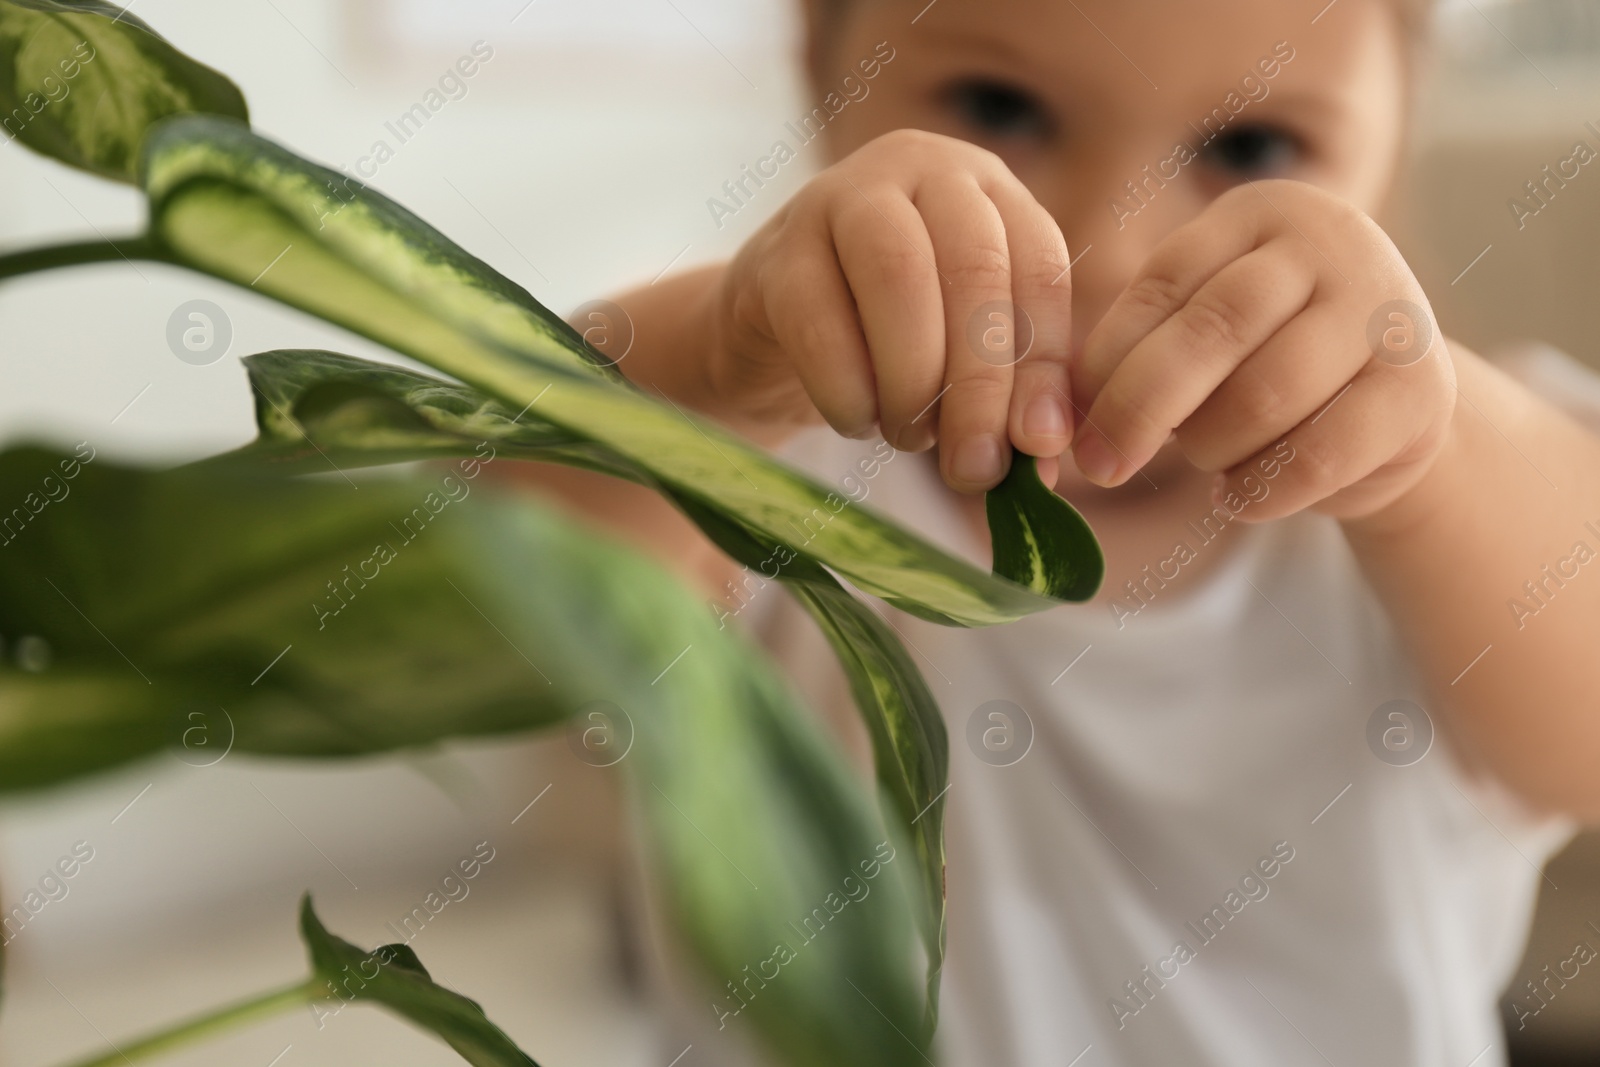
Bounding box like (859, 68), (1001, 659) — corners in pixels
(219, 348), (1100, 1020)
(140, 118), (1102, 627)
(783, 573), (950, 1025)
(987, 455), (1104, 602)
(0, 447), (577, 770)
(0, 670), (179, 791)
(0, 445), (931, 1067)
(637, 491), (951, 1027)
(223, 347), (634, 481)
(299, 896), (543, 1067)
(141, 115), (613, 383)
(0, 0), (247, 182)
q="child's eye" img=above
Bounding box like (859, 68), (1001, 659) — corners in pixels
(942, 79), (1053, 141)
(1200, 125), (1300, 176)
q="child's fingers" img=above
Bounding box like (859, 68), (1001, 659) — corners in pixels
(984, 178), (1075, 460)
(916, 175), (1020, 492)
(1072, 242), (1316, 486)
(1074, 188), (1265, 406)
(1175, 302), (1363, 472)
(828, 181), (946, 450)
(1216, 361), (1443, 523)
(759, 235), (879, 438)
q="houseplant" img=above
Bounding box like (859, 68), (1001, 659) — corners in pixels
(0, 3), (1103, 1064)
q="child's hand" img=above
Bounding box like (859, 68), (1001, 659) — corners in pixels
(1070, 180), (1457, 520)
(709, 130), (1075, 492)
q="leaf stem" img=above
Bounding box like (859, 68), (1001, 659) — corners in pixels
(0, 235), (170, 282)
(50, 978), (318, 1067)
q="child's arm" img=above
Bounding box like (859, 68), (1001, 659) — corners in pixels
(1341, 351), (1600, 818)
(1069, 178), (1600, 819)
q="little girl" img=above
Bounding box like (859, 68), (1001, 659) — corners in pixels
(534, 0), (1600, 1062)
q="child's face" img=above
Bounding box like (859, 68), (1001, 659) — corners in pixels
(812, 0), (1408, 349)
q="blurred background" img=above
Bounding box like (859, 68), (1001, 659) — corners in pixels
(1, 0), (1599, 1065)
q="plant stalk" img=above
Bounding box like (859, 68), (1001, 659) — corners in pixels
(51, 977), (317, 1067)
(0, 235), (170, 282)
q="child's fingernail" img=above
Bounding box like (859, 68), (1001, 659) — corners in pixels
(1073, 431), (1119, 486)
(1022, 394), (1068, 441)
(952, 434), (1006, 487)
